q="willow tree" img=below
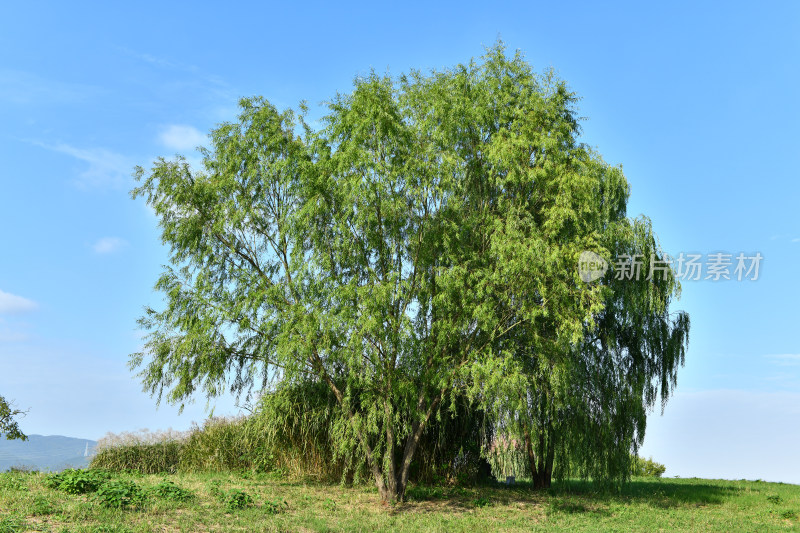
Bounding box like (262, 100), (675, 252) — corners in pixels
(131, 44), (624, 502)
(474, 200), (690, 487)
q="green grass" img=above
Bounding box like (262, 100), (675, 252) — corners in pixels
(1, 470), (799, 532)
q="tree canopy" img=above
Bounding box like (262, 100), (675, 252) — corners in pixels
(131, 43), (688, 502)
(0, 395), (27, 441)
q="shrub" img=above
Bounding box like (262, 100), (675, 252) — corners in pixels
(42, 473), (63, 490)
(30, 495), (55, 516)
(631, 456), (666, 478)
(147, 480), (194, 502)
(94, 480), (143, 509)
(220, 489), (253, 511)
(263, 498), (289, 515)
(0, 474), (28, 492)
(51, 469), (111, 494)
(472, 496), (492, 508)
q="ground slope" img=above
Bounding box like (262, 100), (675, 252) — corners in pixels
(1, 472), (799, 532)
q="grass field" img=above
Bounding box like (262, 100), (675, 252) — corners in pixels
(1, 470), (799, 532)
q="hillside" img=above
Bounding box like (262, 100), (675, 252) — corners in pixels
(1, 472), (799, 532)
(0, 435), (96, 472)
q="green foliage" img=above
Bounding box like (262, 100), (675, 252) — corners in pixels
(220, 488), (253, 511)
(472, 496), (492, 508)
(0, 473), (28, 492)
(30, 494), (55, 515)
(262, 498), (289, 515)
(631, 456), (666, 478)
(472, 192), (689, 490)
(0, 515), (27, 533)
(90, 420), (254, 474)
(178, 417), (256, 472)
(146, 480), (194, 502)
(767, 493), (782, 504)
(130, 41), (687, 502)
(206, 480), (256, 511)
(43, 472), (64, 490)
(91, 436), (182, 474)
(49, 469), (111, 494)
(406, 485), (444, 501)
(484, 436), (527, 480)
(94, 480), (143, 509)
(322, 497), (337, 511)
(2, 471), (800, 531)
(90, 383), (490, 490)
(0, 396), (26, 441)
(207, 479), (222, 498)
(88, 526), (132, 533)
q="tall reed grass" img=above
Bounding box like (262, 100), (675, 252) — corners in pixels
(91, 380), (492, 484)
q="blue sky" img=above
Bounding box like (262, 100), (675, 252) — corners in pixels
(2, 2), (799, 482)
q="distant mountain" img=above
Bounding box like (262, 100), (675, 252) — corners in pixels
(0, 435), (97, 472)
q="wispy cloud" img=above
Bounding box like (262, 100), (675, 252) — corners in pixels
(32, 141), (132, 189)
(117, 47), (200, 74)
(767, 235), (800, 243)
(0, 290), (38, 314)
(0, 318), (32, 342)
(0, 69), (102, 106)
(121, 47), (240, 123)
(158, 125), (207, 152)
(764, 353), (800, 366)
(92, 237), (128, 255)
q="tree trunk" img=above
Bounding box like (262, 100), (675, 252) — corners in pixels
(376, 395), (442, 504)
(525, 428), (553, 489)
(544, 437), (554, 487)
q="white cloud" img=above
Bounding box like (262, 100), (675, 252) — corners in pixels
(158, 125), (207, 152)
(92, 237), (128, 255)
(0, 290), (38, 314)
(32, 141), (132, 189)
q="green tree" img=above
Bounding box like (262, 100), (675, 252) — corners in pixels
(476, 216), (689, 489)
(131, 44), (641, 502)
(0, 395), (27, 441)
(550, 218), (689, 488)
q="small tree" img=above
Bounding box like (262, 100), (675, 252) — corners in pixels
(0, 395), (27, 441)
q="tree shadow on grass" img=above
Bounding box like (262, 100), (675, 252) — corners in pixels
(400, 478), (744, 514)
(540, 478), (743, 509)
(556, 479), (744, 507)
